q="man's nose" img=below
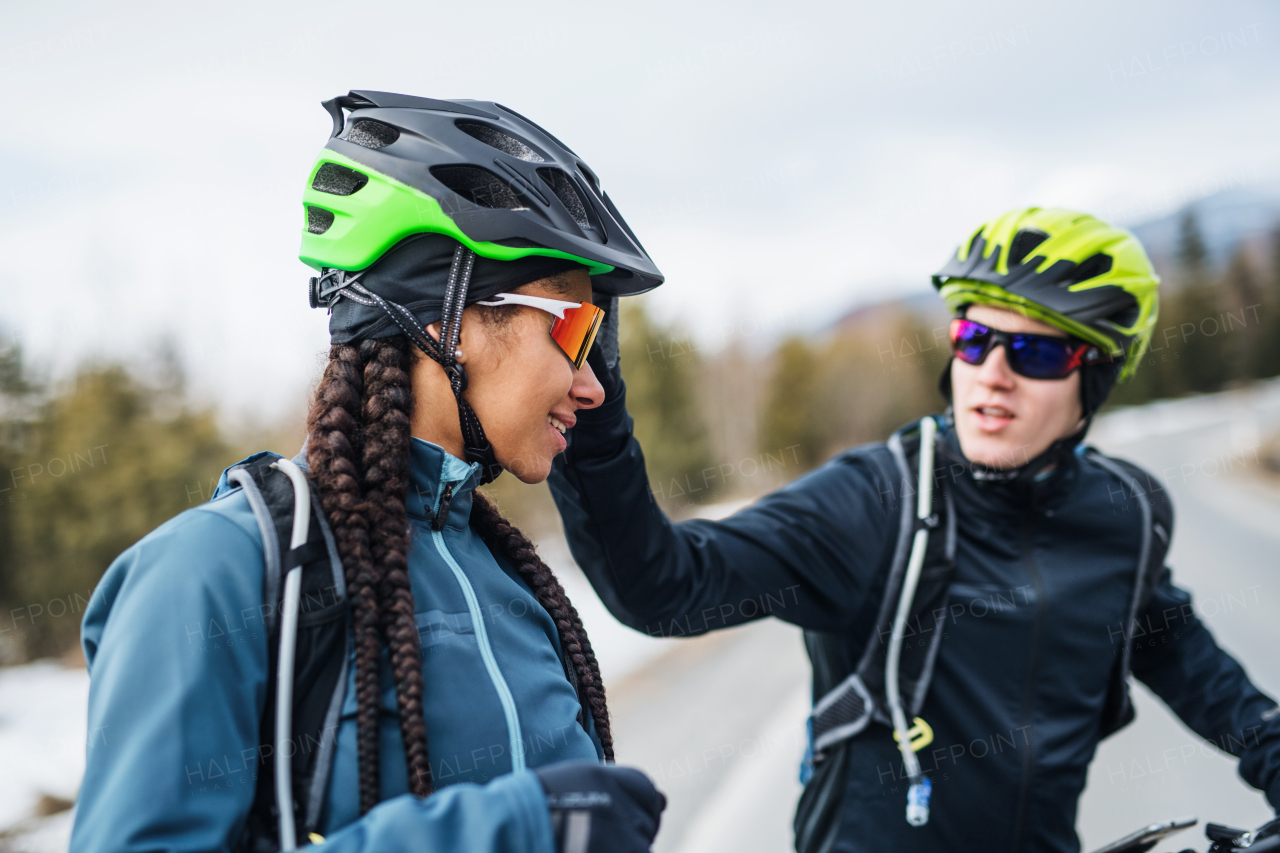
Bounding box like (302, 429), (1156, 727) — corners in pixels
(978, 344), (1017, 388)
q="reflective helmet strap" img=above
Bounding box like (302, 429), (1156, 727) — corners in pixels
(438, 246), (502, 484)
(346, 244), (503, 484)
(438, 247), (475, 395)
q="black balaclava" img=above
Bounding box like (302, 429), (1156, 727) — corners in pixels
(326, 232), (583, 344)
(319, 232), (586, 483)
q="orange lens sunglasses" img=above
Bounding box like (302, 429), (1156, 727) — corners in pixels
(476, 292), (605, 370)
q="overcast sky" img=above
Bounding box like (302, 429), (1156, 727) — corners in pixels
(2, 0), (1278, 418)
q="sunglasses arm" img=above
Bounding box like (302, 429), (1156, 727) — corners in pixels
(475, 292), (578, 319)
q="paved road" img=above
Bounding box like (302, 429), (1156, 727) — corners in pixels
(571, 380), (1280, 853)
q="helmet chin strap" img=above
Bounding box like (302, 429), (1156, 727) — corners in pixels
(324, 246), (503, 484)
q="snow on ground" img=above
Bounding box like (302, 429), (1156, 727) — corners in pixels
(2, 811), (76, 853)
(0, 661), (87, 850)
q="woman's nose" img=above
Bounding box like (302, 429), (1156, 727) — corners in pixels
(572, 359), (605, 409)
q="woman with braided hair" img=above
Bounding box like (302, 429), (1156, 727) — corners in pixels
(71, 92), (666, 853)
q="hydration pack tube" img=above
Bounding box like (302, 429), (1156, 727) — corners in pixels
(799, 418), (954, 836)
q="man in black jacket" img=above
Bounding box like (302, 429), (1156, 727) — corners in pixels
(548, 207), (1280, 852)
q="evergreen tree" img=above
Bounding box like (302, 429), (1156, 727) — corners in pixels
(618, 301), (714, 507)
(1178, 207), (1209, 281)
(1247, 228), (1280, 380)
(0, 340), (38, 660)
(4, 363), (232, 659)
(1220, 247), (1263, 380)
(1169, 210), (1228, 394)
(758, 336), (830, 469)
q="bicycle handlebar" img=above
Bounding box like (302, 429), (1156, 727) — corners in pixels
(1093, 816), (1280, 853)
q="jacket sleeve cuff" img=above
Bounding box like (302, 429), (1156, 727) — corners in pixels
(317, 770), (554, 853)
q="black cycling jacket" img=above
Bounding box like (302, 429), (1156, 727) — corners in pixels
(548, 387), (1280, 853)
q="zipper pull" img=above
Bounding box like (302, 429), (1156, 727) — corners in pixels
(431, 482), (455, 532)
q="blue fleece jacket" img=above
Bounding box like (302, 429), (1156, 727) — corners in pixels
(72, 439), (600, 853)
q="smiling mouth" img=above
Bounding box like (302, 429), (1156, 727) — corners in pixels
(975, 406), (1014, 419)
(547, 415), (568, 435)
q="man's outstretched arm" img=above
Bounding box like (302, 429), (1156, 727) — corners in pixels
(548, 352), (899, 639)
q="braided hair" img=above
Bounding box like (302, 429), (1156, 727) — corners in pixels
(469, 491), (614, 760)
(305, 332), (613, 814)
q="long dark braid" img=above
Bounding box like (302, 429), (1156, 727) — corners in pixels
(306, 330), (616, 816)
(358, 337), (433, 796)
(306, 343), (385, 813)
(468, 492), (616, 761)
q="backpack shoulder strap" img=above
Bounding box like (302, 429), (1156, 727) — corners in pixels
(227, 455), (350, 851)
(806, 418), (955, 759)
(798, 419), (955, 850)
(1084, 450), (1172, 622)
(804, 442), (908, 758)
(1082, 448), (1173, 737)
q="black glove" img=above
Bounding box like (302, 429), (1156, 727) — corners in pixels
(587, 293), (623, 403)
(592, 293), (620, 370)
(535, 761), (666, 853)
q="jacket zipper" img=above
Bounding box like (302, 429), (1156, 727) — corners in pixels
(430, 479), (527, 772)
(1009, 515), (1047, 853)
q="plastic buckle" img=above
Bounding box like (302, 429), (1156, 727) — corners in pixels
(893, 717), (935, 752)
(309, 272), (353, 309)
(447, 361), (468, 394)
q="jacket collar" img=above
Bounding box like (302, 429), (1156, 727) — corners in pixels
(938, 421), (1080, 511)
(404, 438), (482, 529)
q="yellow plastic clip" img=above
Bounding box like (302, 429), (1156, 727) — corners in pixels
(893, 717), (934, 752)
(308, 833), (326, 845)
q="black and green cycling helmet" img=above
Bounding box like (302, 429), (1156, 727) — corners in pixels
(300, 91), (663, 484)
(933, 207), (1160, 381)
(300, 90), (663, 296)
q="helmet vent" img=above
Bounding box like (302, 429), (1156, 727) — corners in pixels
(1109, 302), (1140, 329)
(577, 164), (600, 192)
(306, 206), (335, 234)
(1008, 229), (1049, 266)
(456, 121), (545, 162)
(345, 119), (400, 150)
(431, 165), (526, 210)
(1069, 253), (1114, 284)
(538, 168), (591, 229)
(312, 163), (369, 196)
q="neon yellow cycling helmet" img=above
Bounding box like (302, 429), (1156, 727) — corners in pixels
(932, 207), (1159, 381)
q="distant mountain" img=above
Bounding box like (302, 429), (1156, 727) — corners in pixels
(825, 185), (1280, 336)
(827, 291), (949, 338)
(1127, 186), (1280, 273)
